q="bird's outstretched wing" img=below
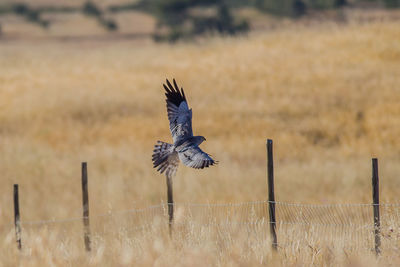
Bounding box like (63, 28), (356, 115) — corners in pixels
(178, 146), (217, 169)
(164, 79), (193, 144)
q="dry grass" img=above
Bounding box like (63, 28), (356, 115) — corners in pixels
(1, 19), (400, 266)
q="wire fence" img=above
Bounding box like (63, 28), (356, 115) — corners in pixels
(19, 201), (400, 226)
(9, 147), (398, 254)
(15, 200), (400, 251)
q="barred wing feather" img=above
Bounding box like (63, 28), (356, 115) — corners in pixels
(164, 79), (193, 143)
(178, 146), (217, 169)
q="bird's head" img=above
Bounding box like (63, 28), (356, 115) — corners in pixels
(193, 136), (206, 146)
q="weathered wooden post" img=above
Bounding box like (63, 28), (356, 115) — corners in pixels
(166, 173), (174, 236)
(372, 158), (381, 255)
(13, 184), (22, 250)
(267, 139), (277, 250)
(81, 162), (91, 252)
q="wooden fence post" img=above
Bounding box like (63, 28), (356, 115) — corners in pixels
(166, 173), (174, 236)
(372, 158), (381, 255)
(267, 139), (277, 250)
(13, 184), (22, 250)
(81, 162), (91, 252)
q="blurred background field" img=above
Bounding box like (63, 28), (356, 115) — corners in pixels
(0, 0), (400, 266)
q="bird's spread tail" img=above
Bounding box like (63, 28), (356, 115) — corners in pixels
(152, 141), (179, 177)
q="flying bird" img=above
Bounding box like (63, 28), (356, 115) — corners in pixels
(152, 79), (217, 177)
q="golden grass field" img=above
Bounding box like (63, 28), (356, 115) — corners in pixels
(1, 13), (400, 266)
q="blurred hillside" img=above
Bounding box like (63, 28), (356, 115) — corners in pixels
(0, 0), (399, 41)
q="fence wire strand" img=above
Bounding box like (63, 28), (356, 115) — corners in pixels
(18, 201), (400, 226)
(16, 201), (400, 250)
